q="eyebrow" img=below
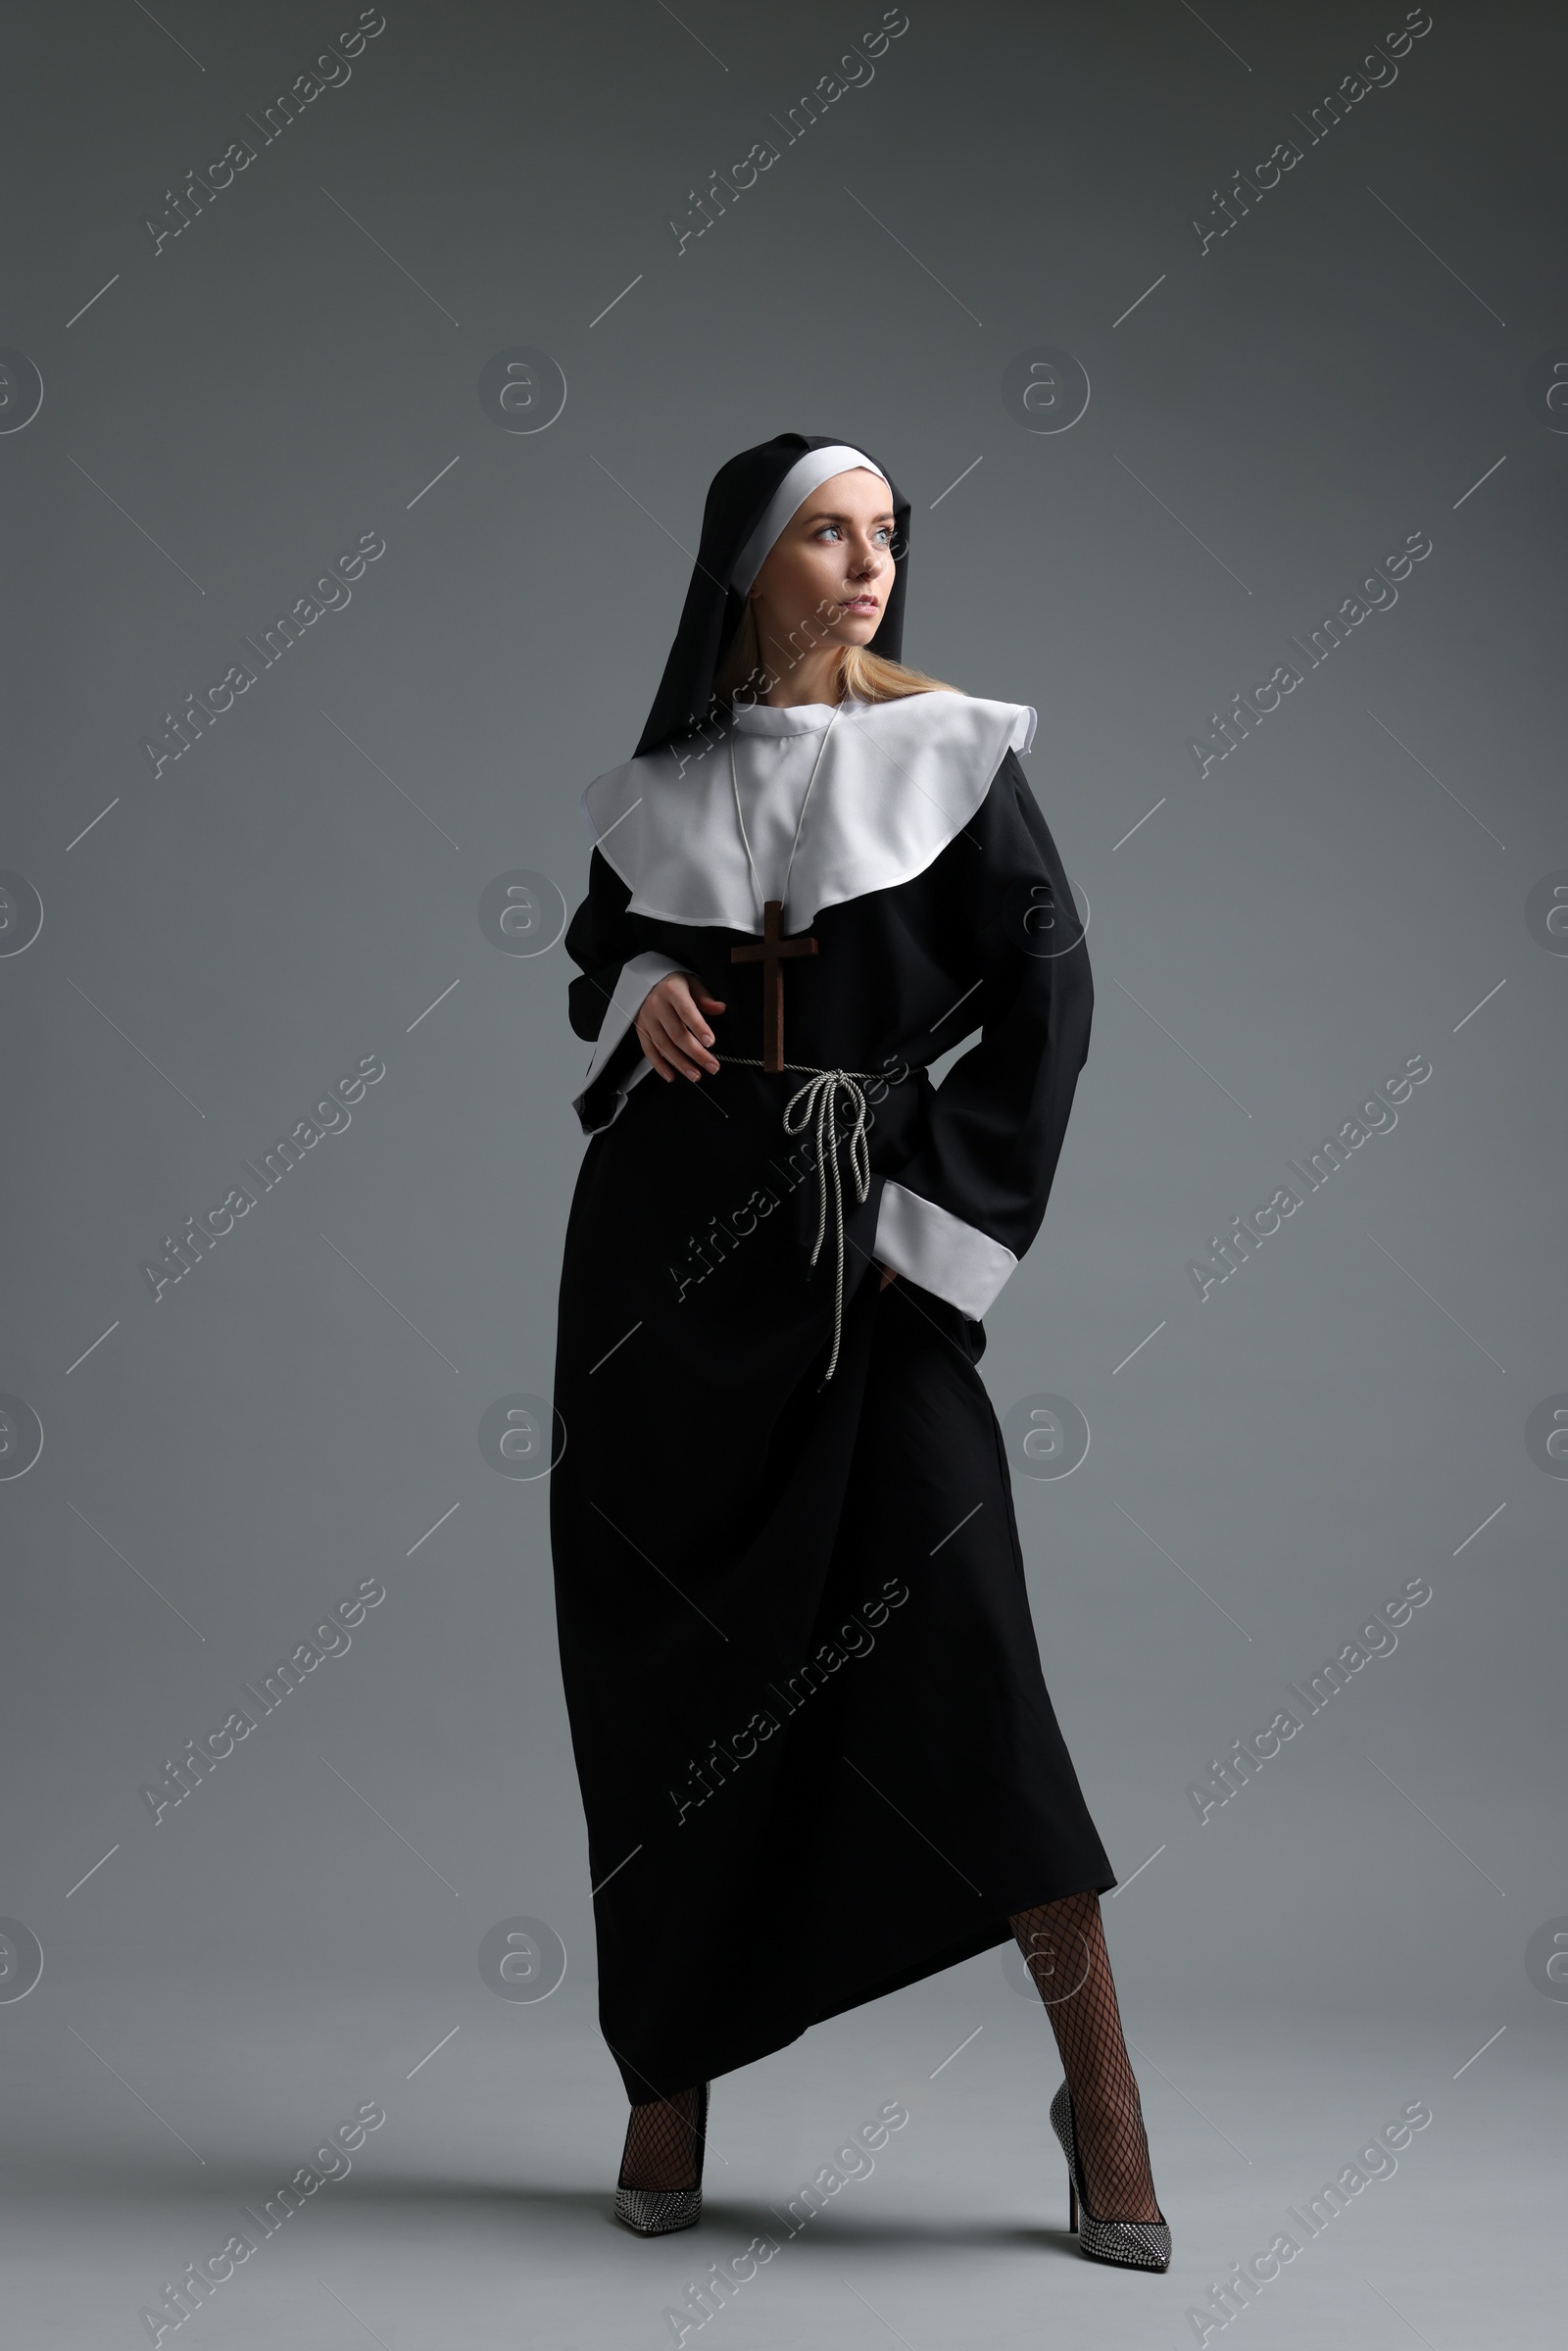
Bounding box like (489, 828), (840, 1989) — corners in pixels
(801, 507), (897, 525)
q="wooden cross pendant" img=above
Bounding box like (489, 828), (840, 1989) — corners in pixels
(730, 899), (817, 1072)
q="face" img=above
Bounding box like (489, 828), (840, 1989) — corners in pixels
(748, 467), (895, 660)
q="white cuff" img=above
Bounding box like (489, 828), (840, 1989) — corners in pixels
(873, 1181), (1018, 1320)
(570, 951), (684, 1134)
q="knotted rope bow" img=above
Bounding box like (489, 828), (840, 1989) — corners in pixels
(714, 1057), (896, 1383)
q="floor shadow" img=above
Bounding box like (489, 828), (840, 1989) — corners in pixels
(2, 2153), (1081, 2256)
(700, 2202), (1080, 2258)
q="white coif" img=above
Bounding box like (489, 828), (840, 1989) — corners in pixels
(729, 444), (888, 596)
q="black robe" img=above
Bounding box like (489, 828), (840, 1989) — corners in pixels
(550, 739), (1114, 2104)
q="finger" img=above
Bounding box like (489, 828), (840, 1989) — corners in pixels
(659, 1002), (719, 1074)
(667, 982), (719, 1051)
(638, 1013), (687, 1081)
(680, 1024), (720, 1074)
(637, 1024), (675, 1080)
(652, 1012), (709, 1081)
(636, 999), (672, 1079)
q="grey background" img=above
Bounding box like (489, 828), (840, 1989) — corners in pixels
(2, 2), (1562, 2344)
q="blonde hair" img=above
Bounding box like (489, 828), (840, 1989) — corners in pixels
(710, 600), (956, 713)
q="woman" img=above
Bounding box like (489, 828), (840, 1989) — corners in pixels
(551, 433), (1168, 2272)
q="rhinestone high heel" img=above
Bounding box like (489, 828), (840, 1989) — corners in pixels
(1050, 2082), (1170, 2273)
(613, 2082), (709, 2235)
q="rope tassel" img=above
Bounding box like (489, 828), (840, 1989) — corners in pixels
(714, 1058), (890, 1383)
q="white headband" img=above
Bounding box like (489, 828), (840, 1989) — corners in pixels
(730, 444), (890, 597)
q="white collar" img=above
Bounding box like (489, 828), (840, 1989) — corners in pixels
(730, 698), (848, 736)
(581, 692), (1037, 933)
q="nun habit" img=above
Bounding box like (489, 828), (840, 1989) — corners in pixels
(550, 432), (1114, 2104)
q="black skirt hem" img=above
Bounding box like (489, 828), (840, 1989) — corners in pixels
(604, 1866), (1117, 2100)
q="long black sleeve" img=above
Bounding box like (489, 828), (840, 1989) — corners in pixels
(565, 848), (638, 1042)
(564, 848), (686, 1135)
(879, 750), (1093, 1275)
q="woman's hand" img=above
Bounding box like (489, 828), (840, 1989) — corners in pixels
(635, 973), (727, 1082)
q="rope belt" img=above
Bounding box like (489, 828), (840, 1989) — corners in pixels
(712, 1057), (897, 1383)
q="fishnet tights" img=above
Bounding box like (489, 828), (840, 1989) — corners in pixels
(618, 2084), (704, 2192)
(1009, 1889), (1163, 2226)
